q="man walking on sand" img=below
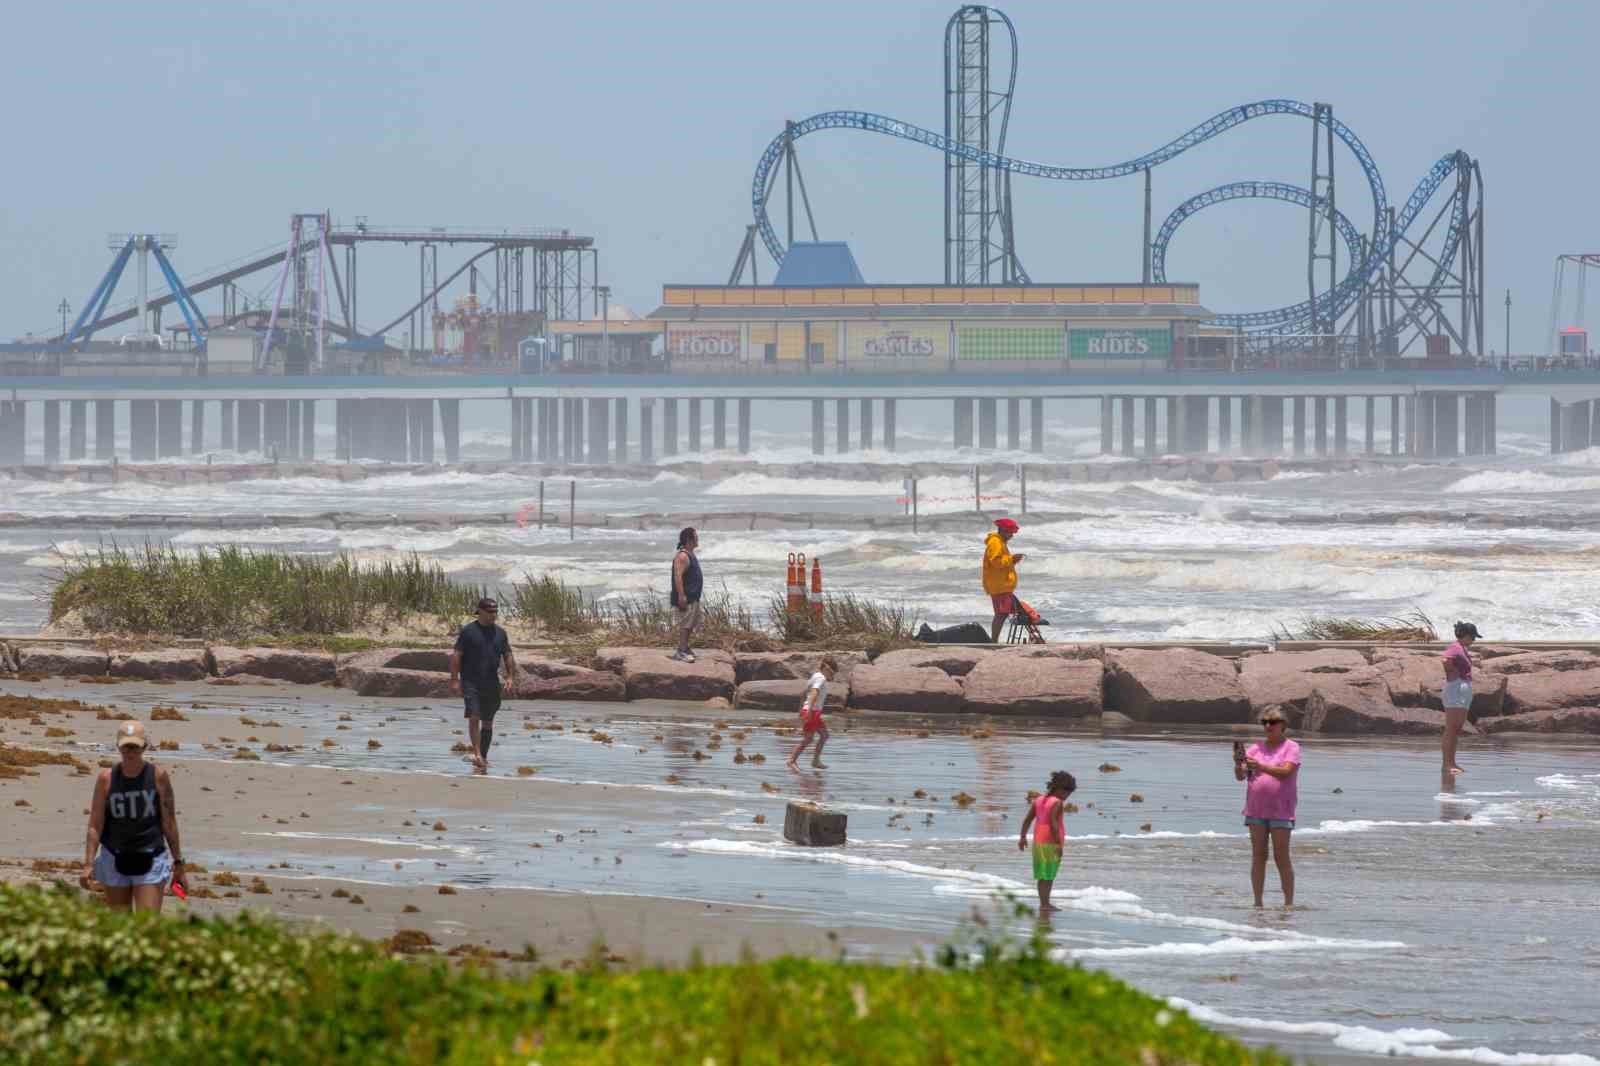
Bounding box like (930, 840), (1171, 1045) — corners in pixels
(670, 527), (702, 663)
(450, 597), (517, 772)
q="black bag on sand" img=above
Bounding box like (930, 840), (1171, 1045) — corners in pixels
(916, 622), (993, 645)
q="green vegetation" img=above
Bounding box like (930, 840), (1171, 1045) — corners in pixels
(50, 544), (911, 652)
(1275, 608), (1437, 643)
(0, 883), (1284, 1065)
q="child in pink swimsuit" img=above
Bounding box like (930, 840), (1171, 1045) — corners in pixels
(1017, 770), (1076, 914)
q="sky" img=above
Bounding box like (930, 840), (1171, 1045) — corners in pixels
(1, 0), (1594, 351)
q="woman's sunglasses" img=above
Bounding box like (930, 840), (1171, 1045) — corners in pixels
(1260, 719), (1284, 727)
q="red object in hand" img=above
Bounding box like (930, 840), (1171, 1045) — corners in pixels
(171, 881), (188, 901)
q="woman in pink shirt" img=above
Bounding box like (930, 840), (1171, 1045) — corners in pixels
(1440, 621), (1479, 778)
(1234, 706), (1301, 908)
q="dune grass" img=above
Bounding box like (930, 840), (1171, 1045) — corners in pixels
(1275, 608), (1438, 643)
(0, 882), (1287, 1066)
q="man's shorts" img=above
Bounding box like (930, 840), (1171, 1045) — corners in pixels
(1244, 816), (1295, 830)
(463, 684), (503, 723)
(674, 600), (703, 635)
(990, 592), (1017, 615)
(93, 846), (172, 888)
(1031, 842), (1062, 882)
(800, 706), (826, 735)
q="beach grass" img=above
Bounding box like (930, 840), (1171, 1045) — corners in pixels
(767, 591), (918, 653)
(1275, 608), (1438, 643)
(0, 882), (1288, 1066)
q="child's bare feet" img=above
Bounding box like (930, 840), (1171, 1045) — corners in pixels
(811, 759), (828, 769)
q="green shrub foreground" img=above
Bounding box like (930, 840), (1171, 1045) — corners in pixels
(0, 885), (1287, 1066)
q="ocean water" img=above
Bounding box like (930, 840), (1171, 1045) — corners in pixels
(2, 395), (1598, 641)
(21, 677), (1600, 1066)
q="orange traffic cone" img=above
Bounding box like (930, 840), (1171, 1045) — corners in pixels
(810, 557), (824, 620)
(786, 552), (802, 613)
(795, 553), (808, 613)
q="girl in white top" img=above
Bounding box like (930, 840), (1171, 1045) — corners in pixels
(787, 656), (838, 770)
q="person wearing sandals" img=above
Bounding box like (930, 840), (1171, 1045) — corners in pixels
(79, 720), (188, 912)
(670, 527), (702, 663)
(1235, 707), (1300, 908)
(1441, 621), (1480, 778)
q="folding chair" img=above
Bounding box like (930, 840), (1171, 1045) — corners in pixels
(1003, 604), (1049, 645)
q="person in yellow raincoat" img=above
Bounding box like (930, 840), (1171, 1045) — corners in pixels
(983, 517), (1025, 642)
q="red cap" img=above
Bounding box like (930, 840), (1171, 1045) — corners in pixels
(994, 518), (1019, 533)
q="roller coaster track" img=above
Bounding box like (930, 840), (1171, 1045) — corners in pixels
(751, 101), (1474, 336)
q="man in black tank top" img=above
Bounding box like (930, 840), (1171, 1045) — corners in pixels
(670, 527), (702, 663)
(81, 719), (188, 912)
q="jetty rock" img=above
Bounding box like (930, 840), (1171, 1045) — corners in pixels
(12, 644), (111, 677)
(1239, 649), (1376, 714)
(1479, 707), (1600, 735)
(1501, 667), (1600, 713)
(1105, 648), (1249, 723)
(734, 678), (850, 713)
(870, 647), (990, 677)
(1371, 649), (1507, 715)
(960, 650), (1101, 717)
(593, 647), (735, 703)
(734, 651), (866, 685)
(515, 657), (625, 702)
(846, 663), (964, 714)
(335, 649), (454, 699)
(207, 646), (337, 686)
(1301, 679), (1442, 734)
(109, 648), (210, 682)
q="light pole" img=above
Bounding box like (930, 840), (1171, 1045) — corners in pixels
(57, 298), (70, 340)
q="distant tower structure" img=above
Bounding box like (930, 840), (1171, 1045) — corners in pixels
(944, 5), (1022, 285)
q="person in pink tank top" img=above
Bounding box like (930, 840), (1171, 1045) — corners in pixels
(1234, 706), (1301, 908)
(1017, 770), (1075, 914)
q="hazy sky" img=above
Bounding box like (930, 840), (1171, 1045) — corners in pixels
(2, 0), (1592, 350)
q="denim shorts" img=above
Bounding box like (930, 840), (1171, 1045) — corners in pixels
(1442, 679), (1473, 710)
(93, 846), (172, 888)
(1244, 816), (1295, 830)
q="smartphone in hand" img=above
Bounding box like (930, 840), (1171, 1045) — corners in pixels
(1232, 740), (1246, 763)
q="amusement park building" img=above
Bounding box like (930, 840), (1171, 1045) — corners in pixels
(647, 282), (1219, 373)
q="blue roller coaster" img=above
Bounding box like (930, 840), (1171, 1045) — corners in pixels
(749, 5), (1484, 353)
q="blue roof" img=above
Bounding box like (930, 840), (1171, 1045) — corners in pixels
(773, 241), (865, 286)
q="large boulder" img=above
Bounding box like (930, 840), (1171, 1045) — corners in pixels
(1480, 707), (1600, 735)
(593, 647), (735, 703)
(1239, 649), (1376, 714)
(518, 670), (625, 702)
(1372, 649), (1507, 715)
(13, 644), (110, 677)
(110, 649), (210, 682)
(335, 649), (454, 699)
(208, 646), (337, 685)
(960, 650), (1102, 717)
(1477, 649), (1600, 674)
(735, 678), (850, 713)
(1501, 668), (1600, 713)
(733, 651), (866, 685)
(847, 664), (965, 714)
(870, 647), (991, 677)
(1301, 679), (1442, 734)
(1105, 648), (1248, 723)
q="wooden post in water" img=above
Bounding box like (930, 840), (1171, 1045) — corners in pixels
(569, 480), (575, 541)
(538, 480), (545, 530)
(973, 466), (980, 513)
(1020, 464), (1027, 514)
(912, 478), (919, 534)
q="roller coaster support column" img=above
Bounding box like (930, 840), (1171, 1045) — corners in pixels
(405, 401), (424, 462)
(304, 401), (319, 460)
(588, 398), (610, 464)
(1183, 397), (1208, 454)
(617, 398), (630, 463)
(663, 399), (679, 458)
(1119, 397), (1135, 455)
(1363, 398), (1375, 455)
(1335, 397), (1349, 456)
(288, 401), (303, 460)
(811, 399), (825, 456)
(712, 399), (727, 451)
(736, 398), (750, 455)
(96, 401), (116, 460)
(519, 399), (534, 462)
(0, 403), (22, 466)
(221, 401), (236, 453)
(860, 398), (874, 452)
(440, 400), (461, 464)
(1262, 398), (1286, 456)
(1164, 398), (1180, 455)
(157, 401), (182, 459)
(1099, 398), (1113, 455)
(43, 402), (60, 465)
(1006, 399), (1020, 451)
(573, 398), (586, 462)
(1464, 395), (1483, 456)
(1144, 398), (1158, 457)
(1031, 397), (1043, 454)
(1218, 397), (1233, 453)
(978, 399), (997, 450)
(1313, 398), (1328, 456)
(334, 401), (348, 460)
(954, 398), (974, 449)
(836, 399), (850, 453)
(1550, 399), (1562, 455)
(1389, 397), (1401, 456)
(69, 401), (87, 461)
(641, 400), (656, 464)
(884, 399), (898, 452)
(1436, 394), (1459, 457)
(1486, 394), (1497, 455)
(687, 399), (701, 453)
(511, 398), (525, 462)
(1292, 398), (1307, 457)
